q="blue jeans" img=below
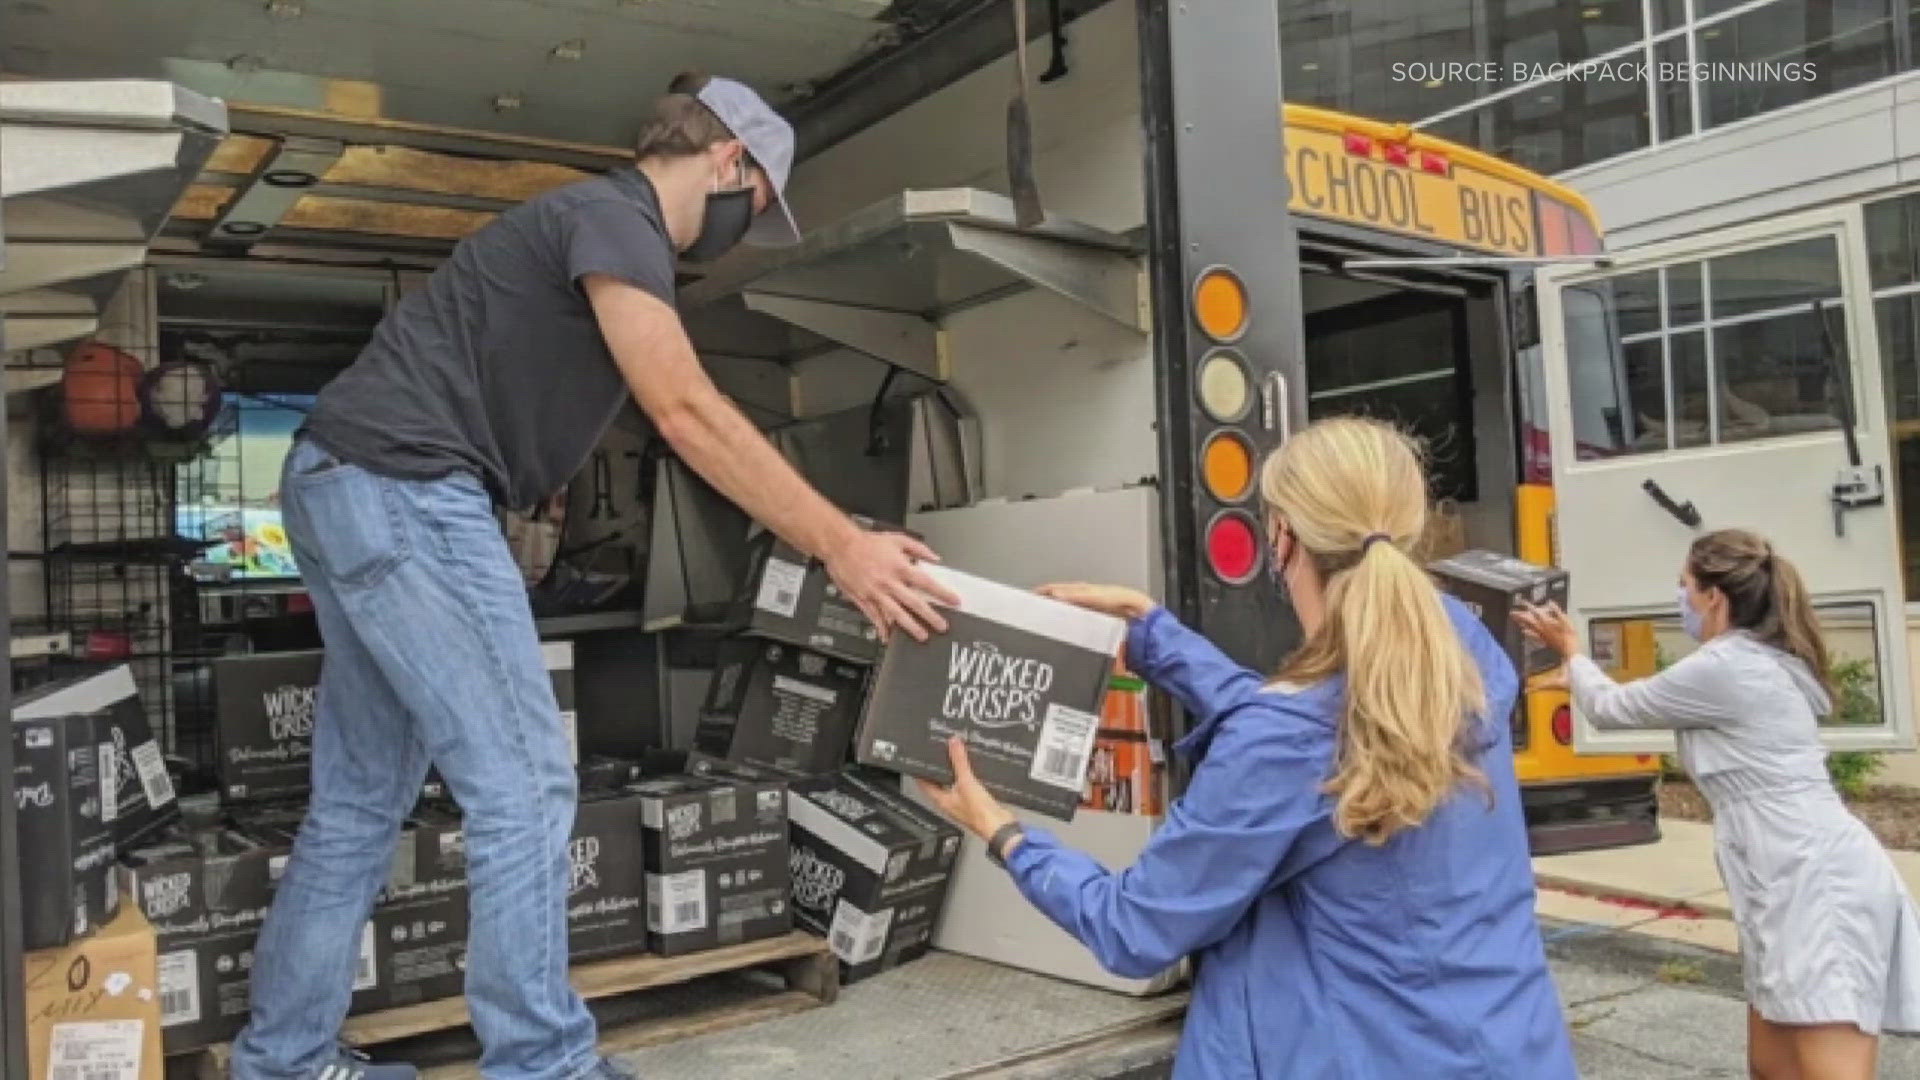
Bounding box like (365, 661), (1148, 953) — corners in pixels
(230, 438), (595, 1080)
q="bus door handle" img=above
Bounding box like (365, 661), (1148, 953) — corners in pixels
(1641, 478), (1701, 529)
(1262, 372), (1291, 440)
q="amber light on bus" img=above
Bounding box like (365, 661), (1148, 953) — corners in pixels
(1200, 430), (1255, 502)
(1205, 511), (1262, 584)
(1193, 267), (1249, 342)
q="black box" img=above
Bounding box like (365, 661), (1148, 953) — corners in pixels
(633, 772), (791, 956)
(14, 664), (179, 853)
(1428, 549), (1571, 678)
(853, 565), (1125, 821)
(213, 650), (323, 804)
(729, 524), (888, 663)
(128, 813), (467, 1053)
(566, 791), (650, 961)
(786, 770), (962, 983)
(695, 638), (868, 778)
(125, 825), (299, 1053)
(12, 711), (118, 950)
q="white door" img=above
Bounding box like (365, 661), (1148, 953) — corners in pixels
(1538, 203), (1915, 752)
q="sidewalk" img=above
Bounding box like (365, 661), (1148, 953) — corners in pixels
(1531, 817), (1920, 955)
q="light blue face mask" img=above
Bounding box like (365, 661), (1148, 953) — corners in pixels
(1678, 585), (1705, 641)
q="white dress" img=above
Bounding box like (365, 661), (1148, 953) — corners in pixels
(1569, 633), (1920, 1034)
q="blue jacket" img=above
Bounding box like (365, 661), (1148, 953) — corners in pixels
(1005, 599), (1577, 1079)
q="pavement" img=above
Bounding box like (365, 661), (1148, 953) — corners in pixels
(1533, 816), (1920, 1076)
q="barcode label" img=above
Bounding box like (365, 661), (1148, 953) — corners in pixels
(755, 558), (806, 619)
(131, 740), (175, 808)
(827, 900), (893, 965)
(1031, 703), (1100, 791)
(158, 950), (200, 1026)
(98, 746), (119, 823)
(48, 1019), (144, 1080)
(352, 921), (377, 992)
(657, 870), (707, 934)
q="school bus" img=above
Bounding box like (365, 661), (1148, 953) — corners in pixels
(1275, 105), (1661, 855)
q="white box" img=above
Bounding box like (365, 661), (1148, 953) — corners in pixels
(904, 486), (1183, 995)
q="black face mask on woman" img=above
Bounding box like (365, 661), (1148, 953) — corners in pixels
(683, 160), (755, 263)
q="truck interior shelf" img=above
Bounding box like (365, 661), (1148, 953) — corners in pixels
(678, 188), (1148, 381)
(0, 80), (227, 353)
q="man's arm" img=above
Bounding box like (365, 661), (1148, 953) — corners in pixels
(584, 274), (955, 638)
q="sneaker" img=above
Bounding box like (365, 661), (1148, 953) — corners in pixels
(308, 1046), (417, 1080)
(585, 1057), (639, 1079)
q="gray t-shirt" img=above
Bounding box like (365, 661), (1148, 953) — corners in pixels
(303, 168), (677, 510)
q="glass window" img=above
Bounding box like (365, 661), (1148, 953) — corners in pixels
(1668, 263), (1706, 328)
(1653, 0), (1691, 31)
(1712, 308), (1846, 442)
(1585, 602), (1887, 729)
(1865, 192), (1920, 290)
(1697, 0), (1898, 130)
(1655, 34), (1696, 140)
(1671, 330), (1713, 448)
(1877, 294), (1920, 420)
(1707, 235), (1843, 321)
(1485, 68), (1653, 174)
(1561, 234), (1852, 459)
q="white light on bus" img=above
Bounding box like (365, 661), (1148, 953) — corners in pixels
(1197, 350), (1252, 423)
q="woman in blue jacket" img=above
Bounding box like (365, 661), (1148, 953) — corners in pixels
(919, 416), (1577, 1079)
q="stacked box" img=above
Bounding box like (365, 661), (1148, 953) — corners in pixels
(213, 650), (323, 804)
(727, 524), (893, 664)
(786, 770), (962, 983)
(854, 564), (1126, 820)
(694, 637), (867, 777)
(24, 895), (165, 1080)
(13, 710), (118, 949)
(217, 643), (578, 804)
(633, 771), (791, 956)
(566, 791), (651, 961)
(1428, 549), (1571, 678)
(14, 664), (179, 852)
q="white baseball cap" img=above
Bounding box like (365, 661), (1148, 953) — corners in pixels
(695, 76), (802, 247)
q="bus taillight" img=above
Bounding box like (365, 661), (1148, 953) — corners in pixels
(1343, 131), (1373, 157)
(1205, 511), (1262, 584)
(1192, 266), (1249, 343)
(1551, 705), (1573, 746)
(1200, 430), (1255, 503)
(1419, 151), (1449, 176)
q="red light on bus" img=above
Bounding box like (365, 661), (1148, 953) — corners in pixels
(1383, 142), (1411, 167)
(1551, 705), (1573, 746)
(1343, 131), (1373, 157)
(1419, 151), (1450, 176)
(1205, 511), (1262, 584)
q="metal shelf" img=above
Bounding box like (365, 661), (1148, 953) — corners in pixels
(680, 188), (1147, 381)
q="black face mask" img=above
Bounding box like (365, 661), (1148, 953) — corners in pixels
(1268, 531), (1293, 602)
(683, 165), (755, 263)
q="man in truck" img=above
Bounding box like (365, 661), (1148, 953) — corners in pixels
(229, 73), (954, 1080)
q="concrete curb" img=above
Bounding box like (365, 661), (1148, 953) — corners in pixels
(1533, 871), (1735, 920)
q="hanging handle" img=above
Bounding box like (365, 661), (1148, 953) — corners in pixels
(1641, 478), (1702, 529)
(1262, 372), (1291, 440)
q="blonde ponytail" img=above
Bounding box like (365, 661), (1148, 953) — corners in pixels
(1263, 418), (1487, 844)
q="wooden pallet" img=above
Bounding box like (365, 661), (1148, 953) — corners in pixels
(187, 932), (836, 1078)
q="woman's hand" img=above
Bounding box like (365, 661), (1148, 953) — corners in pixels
(1037, 583), (1155, 621)
(1513, 600), (1582, 661)
(917, 737), (1021, 854)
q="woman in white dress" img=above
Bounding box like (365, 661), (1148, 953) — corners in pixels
(1515, 528), (1920, 1080)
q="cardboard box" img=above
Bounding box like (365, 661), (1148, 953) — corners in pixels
(853, 564), (1126, 820)
(213, 650), (323, 804)
(125, 815), (464, 1053)
(786, 770), (961, 983)
(695, 637), (867, 777)
(13, 710), (119, 950)
(219, 643), (577, 804)
(728, 525), (887, 663)
(25, 895), (164, 1080)
(633, 772), (791, 956)
(566, 791), (650, 961)
(123, 826), (290, 1053)
(14, 664), (179, 853)
(1428, 549), (1571, 678)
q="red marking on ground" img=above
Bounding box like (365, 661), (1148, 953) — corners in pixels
(1544, 885), (1705, 920)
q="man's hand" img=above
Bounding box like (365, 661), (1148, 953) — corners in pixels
(918, 736), (1019, 850)
(822, 529), (959, 643)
